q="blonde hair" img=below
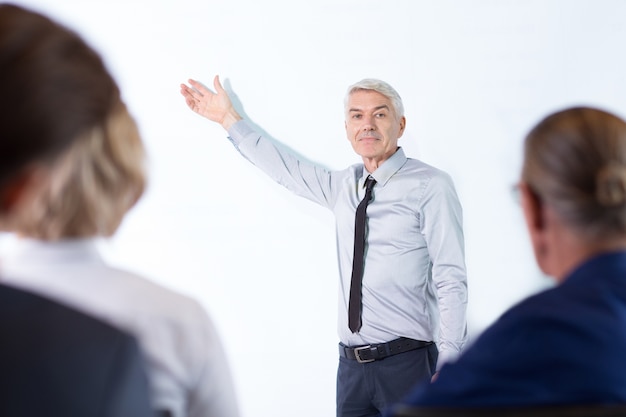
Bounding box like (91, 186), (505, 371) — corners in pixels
(522, 106), (626, 240)
(0, 4), (122, 186)
(11, 102), (147, 240)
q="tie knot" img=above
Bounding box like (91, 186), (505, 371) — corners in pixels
(365, 176), (376, 191)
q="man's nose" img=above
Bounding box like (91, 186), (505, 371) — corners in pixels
(362, 117), (376, 130)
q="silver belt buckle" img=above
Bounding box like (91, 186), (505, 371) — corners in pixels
(354, 345), (375, 363)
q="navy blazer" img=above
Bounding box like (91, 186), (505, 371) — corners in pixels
(0, 283), (153, 417)
(395, 252), (626, 409)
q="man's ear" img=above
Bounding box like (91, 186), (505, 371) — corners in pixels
(519, 181), (552, 274)
(398, 116), (406, 139)
(520, 183), (544, 232)
(0, 167), (36, 215)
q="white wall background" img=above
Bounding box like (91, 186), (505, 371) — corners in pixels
(5, 1), (626, 416)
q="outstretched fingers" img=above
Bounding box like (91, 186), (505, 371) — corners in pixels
(180, 80), (211, 112)
(188, 79), (210, 95)
(180, 74), (239, 126)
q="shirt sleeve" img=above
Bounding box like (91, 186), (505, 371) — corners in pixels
(419, 171), (468, 369)
(227, 120), (337, 209)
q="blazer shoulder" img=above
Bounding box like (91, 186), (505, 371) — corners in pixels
(0, 283), (152, 417)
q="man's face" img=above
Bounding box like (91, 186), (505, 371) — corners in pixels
(345, 90), (406, 168)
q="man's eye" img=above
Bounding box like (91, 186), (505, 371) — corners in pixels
(352, 114), (362, 119)
(375, 113), (385, 118)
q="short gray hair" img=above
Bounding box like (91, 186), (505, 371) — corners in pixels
(344, 78), (404, 119)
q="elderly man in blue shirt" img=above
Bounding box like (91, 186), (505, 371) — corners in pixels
(180, 75), (468, 417)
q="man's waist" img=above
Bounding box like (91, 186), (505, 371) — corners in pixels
(339, 337), (433, 363)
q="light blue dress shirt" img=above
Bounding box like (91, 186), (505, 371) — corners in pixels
(228, 120), (468, 366)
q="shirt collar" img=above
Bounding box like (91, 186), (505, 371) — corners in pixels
(4, 237), (104, 265)
(360, 147), (408, 187)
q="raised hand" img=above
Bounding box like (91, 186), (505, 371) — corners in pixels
(180, 75), (241, 130)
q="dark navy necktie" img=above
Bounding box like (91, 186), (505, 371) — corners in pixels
(348, 176), (376, 333)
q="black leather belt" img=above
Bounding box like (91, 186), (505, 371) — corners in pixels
(339, 337), (433, 363)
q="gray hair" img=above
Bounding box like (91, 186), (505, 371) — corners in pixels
(523, 106), (626, 240)
(344, 78), (404, 119)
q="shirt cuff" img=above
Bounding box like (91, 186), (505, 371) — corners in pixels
(436, 347), (461, 371)
(226, 119), (254, 147)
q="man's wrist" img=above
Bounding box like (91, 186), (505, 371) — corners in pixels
(221, 111), (242, 131)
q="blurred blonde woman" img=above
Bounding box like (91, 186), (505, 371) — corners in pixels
(0, 38), (239, 417)
(0, 4), (154, 416)
(391, 107), (626, 411)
